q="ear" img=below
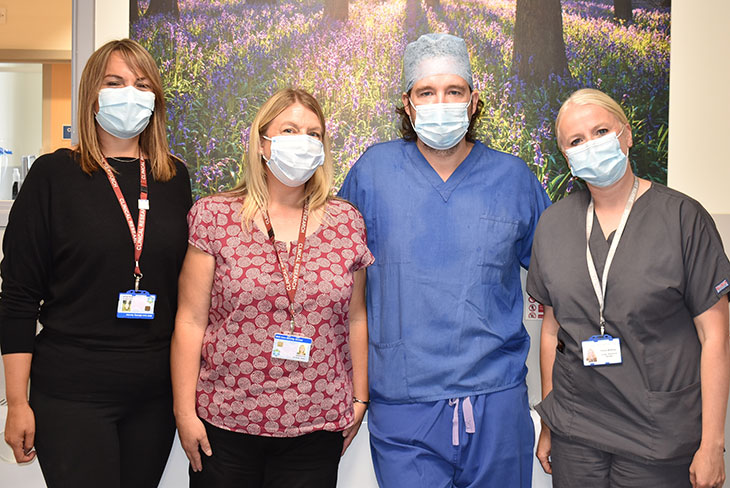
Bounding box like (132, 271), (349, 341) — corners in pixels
(469, 89), (479, 115)
(402, 92), (413, 119)
(624, 123), (633, 149)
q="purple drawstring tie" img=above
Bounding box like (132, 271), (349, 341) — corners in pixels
(448, 396), (476, 446)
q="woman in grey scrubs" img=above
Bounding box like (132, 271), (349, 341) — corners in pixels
(527, 88), (730, 488)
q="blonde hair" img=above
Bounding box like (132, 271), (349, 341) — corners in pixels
(75, 38), (177, 181)
(555, 88), (629, 149)
(227, 88), (334, 225)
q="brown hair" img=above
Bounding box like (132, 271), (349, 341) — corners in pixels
(75, 38), (177, 181)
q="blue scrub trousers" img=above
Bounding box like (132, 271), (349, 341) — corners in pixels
(368, 383), (534, 488)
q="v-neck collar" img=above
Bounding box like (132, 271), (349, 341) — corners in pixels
(586, 183), (654, 274)
(406, 141), (482, 202)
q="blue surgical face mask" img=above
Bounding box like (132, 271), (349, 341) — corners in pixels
(262, 134), (325, 187)
(565, 129), (628, 188)
(409, 100), (470, 150)
(96, 86), (156, 139)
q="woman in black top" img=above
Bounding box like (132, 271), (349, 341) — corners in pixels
(0, 39), (192, 488)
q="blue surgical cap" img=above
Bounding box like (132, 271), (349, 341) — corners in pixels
(403, 33), (474, 92)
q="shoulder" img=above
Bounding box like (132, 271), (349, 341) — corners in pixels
(327, 198), (363, 220)
(324, 198), (369, 237)
(171, 157), (190, 179)
(28, 149), (78, 175)
(350, 139), (411, 170)
(20, 149), (81, 192)
(191, 194), (242, 217)
(536, 190), (588, 228)
(476, 142), (536, 178)
(647, 183), (705, 214)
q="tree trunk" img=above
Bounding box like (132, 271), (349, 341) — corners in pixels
(324, 0), (348, 21)
(512, 0), (568, 84)
(424, 0), (440, 8)
(145, 0), (179, 17)
(614, 0), (632, 23)
(405, 0), (422, 28)
(130, 0), (139, 24)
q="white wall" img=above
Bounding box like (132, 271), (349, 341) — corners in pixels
(0, 64), (42, 199)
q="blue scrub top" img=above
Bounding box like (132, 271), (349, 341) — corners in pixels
(339, 139), (551, 403)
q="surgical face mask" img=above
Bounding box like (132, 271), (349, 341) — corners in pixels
(565, 130), (628, 188)
(95, 85), (156, 139)
(409, 100), (470, 150)
(262, 134), (325, 187)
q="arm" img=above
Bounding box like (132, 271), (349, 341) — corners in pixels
(342, 268), (368, 455)
(689, 295), (729, 488)
(170, 245), (215, 472)
(536, 305), (559, 474)
(3, 352), (36, 462)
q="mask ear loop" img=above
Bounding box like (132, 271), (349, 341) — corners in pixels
(407, 98), (418, 132)
(261, 135), (272, 162)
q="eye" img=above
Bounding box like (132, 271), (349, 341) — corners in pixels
(103, 80), (121, 87)
(135, 81), (151, 90)
(447, 89), (463, 96)
(281, 127), (295, 134)
(309, 131), (322, 140)
(417, 90), (433, 98)
(570, 137), (583, 147)
(596, 128), (609, 136)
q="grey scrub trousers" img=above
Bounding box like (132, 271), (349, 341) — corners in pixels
(526, 184), (730, 483)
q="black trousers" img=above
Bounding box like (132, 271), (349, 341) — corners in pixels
(551, 432), (692, 488)
(190, 420), (344, 488)
(30, 387), (176, 488)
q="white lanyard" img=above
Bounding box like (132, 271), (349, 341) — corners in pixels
(585, 176), (639, 335)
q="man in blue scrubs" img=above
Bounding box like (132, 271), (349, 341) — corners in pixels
(338, 33), (551, 487)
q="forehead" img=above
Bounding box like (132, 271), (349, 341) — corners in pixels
(104, 51), (141, 76)
(410, 72), (470, 92)
(271, 102), (321, 127)
(560, 103), (618, 131)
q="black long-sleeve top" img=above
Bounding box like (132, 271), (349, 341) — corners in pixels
(0, 148), (192, 400)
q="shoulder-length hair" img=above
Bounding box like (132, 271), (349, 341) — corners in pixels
(75, 38), (177, 181)
(227, 88), (334, 225)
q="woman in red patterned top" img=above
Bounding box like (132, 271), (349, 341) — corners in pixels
(171, 88), (373, 487)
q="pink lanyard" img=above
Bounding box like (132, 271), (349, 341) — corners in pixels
(261, 201), (309, 333)
(99, 157), (149, 291)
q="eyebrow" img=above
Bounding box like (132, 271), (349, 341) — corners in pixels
(563, 122), (616, 142)
(103, 74), (149, 82)
(279, 120), (323, 132)
(414, 83), (468, 92)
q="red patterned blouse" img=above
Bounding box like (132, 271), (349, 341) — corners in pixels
(188, 196), (374, 437)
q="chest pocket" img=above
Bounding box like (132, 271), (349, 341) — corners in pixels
(478, 216), (519, 284)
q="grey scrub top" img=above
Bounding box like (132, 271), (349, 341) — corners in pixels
(527, 183), (730, 462)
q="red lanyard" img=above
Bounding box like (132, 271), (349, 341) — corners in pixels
(100, 157), (149, 291)
(261, 201), (309, 333)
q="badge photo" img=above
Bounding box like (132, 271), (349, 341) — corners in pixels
(271, 333), (312, 363)
(581, 334), (622, 366)
(117, 290), (157, 319)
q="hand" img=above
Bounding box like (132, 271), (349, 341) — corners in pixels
(4, 402), (36, 463)
(175, 414), (212, 472)
(341, 402), (368, 456)
(536, 423), (552, 474)
(690, 444), (725, 488)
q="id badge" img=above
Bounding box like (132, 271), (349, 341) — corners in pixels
(581, 334), (622, 366)
(271, 333), (312, 363)
(117, 290), (156, 319)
